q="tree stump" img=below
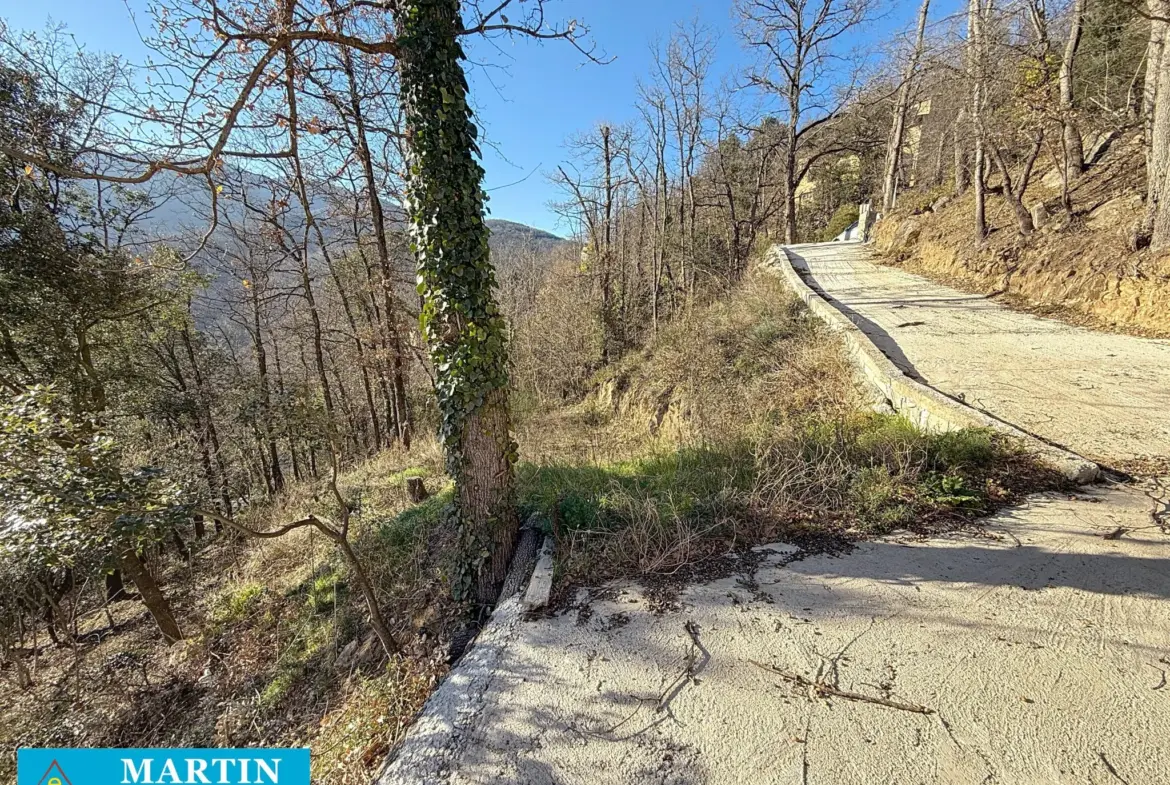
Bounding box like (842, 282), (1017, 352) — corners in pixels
(1030, 202), (1049, 230)
(106, 570), (130, 602)
(406, 477), (429, 503)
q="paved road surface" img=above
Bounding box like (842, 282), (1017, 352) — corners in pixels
(383, 243), (1170, 785)
(786, 242), (1170, 466)
(387, 488), (1170, 785)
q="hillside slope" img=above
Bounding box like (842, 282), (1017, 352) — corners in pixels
(874, 134), (1170, 337)
(0, 268), (1058, 785)
(512, 269), (1059, 591)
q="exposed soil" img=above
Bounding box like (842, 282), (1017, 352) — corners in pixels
(875, 133), (1170, 338)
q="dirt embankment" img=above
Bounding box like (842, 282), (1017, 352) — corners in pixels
(873, 134), (1170, 338)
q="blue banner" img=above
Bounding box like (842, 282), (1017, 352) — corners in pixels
(17, 749), (310, 785)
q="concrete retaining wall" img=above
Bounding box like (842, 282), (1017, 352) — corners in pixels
(767, 244), (1099, 484)
(376, 534), (556, 785)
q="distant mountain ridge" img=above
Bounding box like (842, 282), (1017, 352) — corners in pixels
(486, 219), (569, 251)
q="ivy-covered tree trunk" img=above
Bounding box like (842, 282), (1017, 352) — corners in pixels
(394, 0), (519, 605)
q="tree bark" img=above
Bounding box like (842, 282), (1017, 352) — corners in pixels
(1149, 5), (1170, 252)
(882, 0), (931, 213)
(970, 0), (989, 241)
(1059, 0), (1087, 180)
(1143, 0), (1167, 131)
(784, 121), (799, 244)
(954, 108), (970, 194)
(601, 124), (616, 360)
(117, 549), (182, 644)
(333, 535), (399, 658)
(990, 134), (1043, 235)
(271, 338), (303, 484)
(394, 0), (519, 605)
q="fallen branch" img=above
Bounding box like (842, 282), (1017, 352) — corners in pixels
(750, 660), (934, 715)
(657, 620), (709, 714)
(1098, 751), (1130, 784)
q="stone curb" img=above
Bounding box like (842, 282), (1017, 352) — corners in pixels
(766, 244), (1099, 485)
(376, 534), (556, 785)
(522, 536), (555, 610)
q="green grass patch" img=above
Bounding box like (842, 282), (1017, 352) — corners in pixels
(522, 411), (1054, 585)
(211, 582), (266, 625)
(518, 446), (753, 536)
(375, 483), (455, 550)
(258, 613), (335, 710)
(304, 569), (347, 615)
(388, 466), (430, 483)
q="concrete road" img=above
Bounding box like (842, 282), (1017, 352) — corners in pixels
(382, 243), (1170, 785)
(785, 242), (1170, 466)
(394, 486), (1170, 785)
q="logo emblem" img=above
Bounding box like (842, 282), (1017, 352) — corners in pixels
(36, 761), (72, 785)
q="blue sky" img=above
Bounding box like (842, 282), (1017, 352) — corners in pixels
(462, 1), (753, 233)
(3, 0), (941, 235)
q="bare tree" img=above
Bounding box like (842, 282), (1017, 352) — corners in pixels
(882, 0), (932, 213)
(1145, 0), (1170, 250)
(970, 0), (991, 241)
(656, 21), (716, 296)
(0, 0), (601, 607)
(738, 0), (876, 244)
(1143, 0), (1168, 131)
(553, 124), (629, 360)
(1059, 0), (1089, 179)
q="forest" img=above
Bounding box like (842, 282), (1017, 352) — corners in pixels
(1, 0), (1168, 780)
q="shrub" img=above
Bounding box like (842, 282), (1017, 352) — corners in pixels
(818, 203), (860, 242)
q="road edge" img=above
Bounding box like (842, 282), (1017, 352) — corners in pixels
(375, 533), (556, 785)
(766, 243), (1099, 484)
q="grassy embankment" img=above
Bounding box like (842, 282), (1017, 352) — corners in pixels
(513, 270), (1056, 592)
